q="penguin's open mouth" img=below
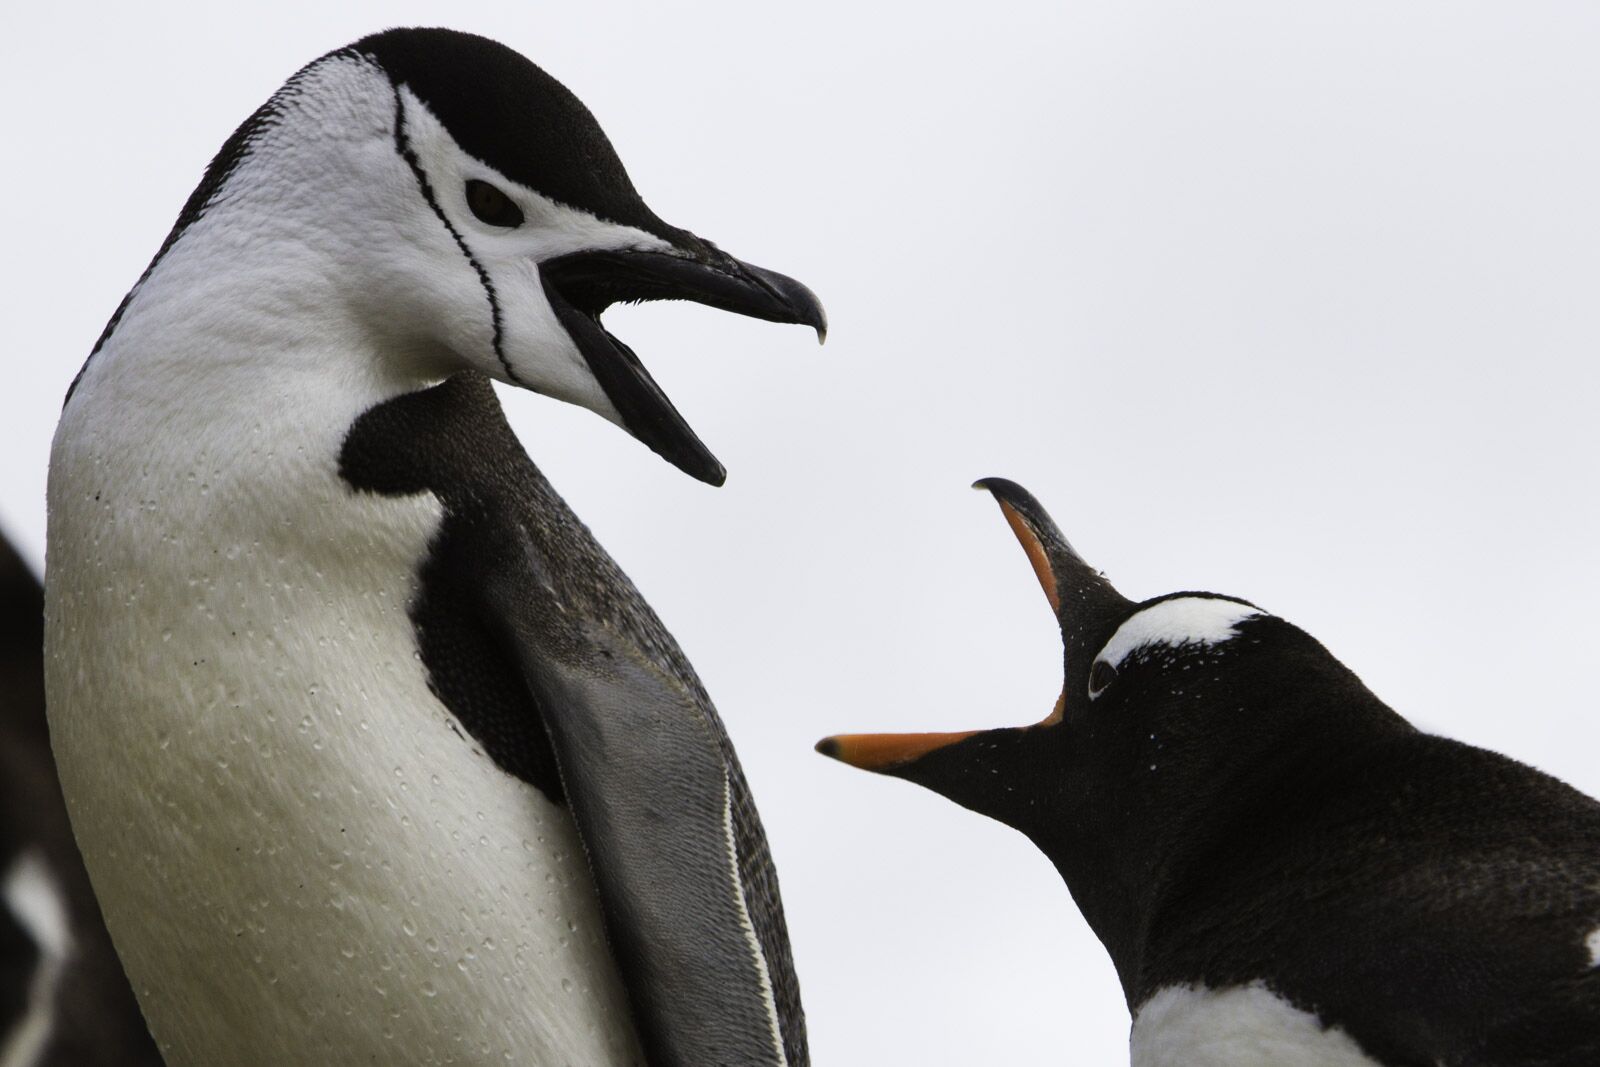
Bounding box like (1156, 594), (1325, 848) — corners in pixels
(541, 249), (826, 486)
(817, 479), (1127, 775)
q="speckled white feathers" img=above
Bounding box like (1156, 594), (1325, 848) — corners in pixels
(45, 51), (646, 1066)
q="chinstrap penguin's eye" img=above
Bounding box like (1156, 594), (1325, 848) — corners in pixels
(1088, 659), (1117, 699)
(465, 179), (524, 228)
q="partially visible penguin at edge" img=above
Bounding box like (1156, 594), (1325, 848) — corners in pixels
(0, 529), (163, 1066)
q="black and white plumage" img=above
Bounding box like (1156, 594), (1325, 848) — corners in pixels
(0, 533), (163, 1067)
(820, 479), (1600, 1067)
(46, 28), (820, 1066)
(339, 374), (805, 1065)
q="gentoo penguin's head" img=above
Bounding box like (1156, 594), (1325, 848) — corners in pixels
(817, 478), (1392, 977)
(198, 28), (824, 485)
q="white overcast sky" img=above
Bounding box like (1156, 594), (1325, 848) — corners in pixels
(6, 3), (1600, 1063)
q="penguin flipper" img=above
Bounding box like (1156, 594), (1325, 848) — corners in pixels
(484, 536), (792, 1067)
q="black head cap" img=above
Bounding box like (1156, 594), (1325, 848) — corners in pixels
(356, 28), (684, 243)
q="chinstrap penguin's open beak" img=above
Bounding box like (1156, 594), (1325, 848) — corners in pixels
(541, 243), (826, 486)
(816, 477), (1127, 779)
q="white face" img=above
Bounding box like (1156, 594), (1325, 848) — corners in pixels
(1089, 596), (1265, 699)
(72, 44), (817, 487)
(380, 85), (673, 425)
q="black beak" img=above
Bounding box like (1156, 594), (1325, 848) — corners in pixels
(541, 245), (826, 486)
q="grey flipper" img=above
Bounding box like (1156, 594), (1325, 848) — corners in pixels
(340, 373), (804, 1067)
(486, 526), (788, 1065)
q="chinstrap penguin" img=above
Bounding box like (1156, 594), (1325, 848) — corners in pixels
(819, 478), (1600, 1067)
(0, 533), (163, 1066)
(47, 28), (823, 1067)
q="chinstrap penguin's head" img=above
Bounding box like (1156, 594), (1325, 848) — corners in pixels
(356, 29), (825, 485)
(97, 28), (825, 486)
(817, 478), (1395, 981)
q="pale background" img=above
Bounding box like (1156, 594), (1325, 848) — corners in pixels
(6, 2), (1600, 1062)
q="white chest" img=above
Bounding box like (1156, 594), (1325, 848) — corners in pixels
(1130, 982), (1382, 1067)
(45, 336), (642, 1065)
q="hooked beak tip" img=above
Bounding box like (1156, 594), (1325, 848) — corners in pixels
(781, 278), (827, 344)
(729, 257), (826, 341)
(970, 476), (1034, 505)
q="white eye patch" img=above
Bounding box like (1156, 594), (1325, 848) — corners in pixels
(399, 86), (669, 257)
(1094, 596), (1264, 674)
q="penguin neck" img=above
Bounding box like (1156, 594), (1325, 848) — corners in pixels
(55, 222), (459, 593)
(68, 234), (441, 481)
(1036, 683), (1414, 1003)
(65, 131), (461, 497)
(92, 243), (433, 405)
(69, 48), (457, 442)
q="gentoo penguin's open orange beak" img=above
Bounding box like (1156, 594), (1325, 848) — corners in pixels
(816, 478), (1103, 774)
(814, 730), (982, 772)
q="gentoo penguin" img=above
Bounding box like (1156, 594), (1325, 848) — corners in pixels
(819, 478), (1600, 1067)
(0, 533), (163, 1066)
(46, 28), (823, 1067)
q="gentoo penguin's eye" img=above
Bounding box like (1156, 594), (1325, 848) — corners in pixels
(1088, 660), (1117, 699)
(465, 180), (524, 228)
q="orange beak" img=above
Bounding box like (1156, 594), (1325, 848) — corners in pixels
(814, 479), (1071, 772)
(814, 730), (979, 772)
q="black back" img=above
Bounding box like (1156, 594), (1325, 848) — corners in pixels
(1146, 721), (1600, 1067)
(901, 606), (1600, 1066)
